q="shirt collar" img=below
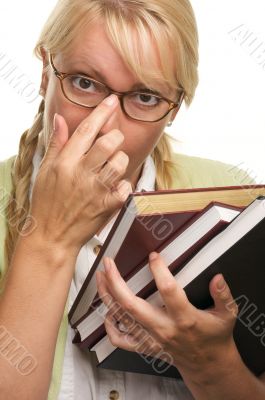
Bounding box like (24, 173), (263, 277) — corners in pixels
(135, 155), (156, 193)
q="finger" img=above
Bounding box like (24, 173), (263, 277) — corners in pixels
(60, 94), (119, 161)
(148, 252), (192, 316)
(102, 257), (167, 331)
(105, 311), (163, 357)
(209, 274), (238, 318)
(110, 309), (146, 339)
(96, 273), (145, 351)
(97, 270), (138, 328)
(103, 180), (133, 213)
(104, 312), (141, 351)
(96, 270), (123, 318)
(98, 151), (129, 190)
(43, 113), (69, 163)
(83, 129), (124, 173)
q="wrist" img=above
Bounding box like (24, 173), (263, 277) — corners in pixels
(15, 230), (79, 272)
(18, 210), (82, 261)
(179, 339), (243, 388)
(178, 340), (263, 400)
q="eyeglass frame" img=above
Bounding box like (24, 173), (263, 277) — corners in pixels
(48, 53), (185, 123)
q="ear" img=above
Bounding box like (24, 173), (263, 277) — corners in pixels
(39, 47), (50, 97)
(169, 110), (178, 125)
(166, 109), (178, 127)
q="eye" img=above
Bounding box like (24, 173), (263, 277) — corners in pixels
(71, 76), (96, 92)
(134, 93), (161, 107)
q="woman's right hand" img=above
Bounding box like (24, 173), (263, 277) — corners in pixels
(27, 95), (132, 256)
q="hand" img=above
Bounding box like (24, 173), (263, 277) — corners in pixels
(96, 252), (240, 381)
(27, 95), (132, 255)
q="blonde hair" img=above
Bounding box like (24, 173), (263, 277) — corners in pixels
(5, 0), (199, 267)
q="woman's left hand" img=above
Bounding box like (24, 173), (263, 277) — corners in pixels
(96, 252), (240, 380)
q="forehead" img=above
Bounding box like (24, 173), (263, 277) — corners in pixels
(61, 20), (174, 94)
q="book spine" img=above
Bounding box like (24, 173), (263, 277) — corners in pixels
(68, 195), (134, 326)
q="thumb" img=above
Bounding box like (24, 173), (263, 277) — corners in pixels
(209, 274), (238, 318)
(44, 113), (69, 162)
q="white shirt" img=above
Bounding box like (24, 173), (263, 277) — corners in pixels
(30, 148), (194, 400)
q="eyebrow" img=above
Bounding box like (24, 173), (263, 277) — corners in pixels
(66, 62), (165, 96)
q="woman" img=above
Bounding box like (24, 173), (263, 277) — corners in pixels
(0, 1), (264, 399)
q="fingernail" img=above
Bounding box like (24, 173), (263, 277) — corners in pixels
(53, 113), (58, 133)
(216, 274), (226, 291)
(103, 94), (118, 106)
(104, 257), (112, 273)
(149, 252), (158, 262)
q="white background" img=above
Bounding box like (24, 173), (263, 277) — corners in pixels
(0, 0), (264, 182)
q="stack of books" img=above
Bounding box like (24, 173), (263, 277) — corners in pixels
(69, 184), (265, 379)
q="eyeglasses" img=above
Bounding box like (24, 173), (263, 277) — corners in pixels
(49, 53), (185, 123)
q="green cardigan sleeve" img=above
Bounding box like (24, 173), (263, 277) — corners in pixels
(0, 156), (15, 280)
(169, 152), (255, 189)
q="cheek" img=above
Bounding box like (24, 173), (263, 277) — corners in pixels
(60, 104), (92, 137)
(45, 81), (92, 137)
(121, 122), (165, 168)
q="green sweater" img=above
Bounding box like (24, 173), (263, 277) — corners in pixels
(0, 153), (253, 399)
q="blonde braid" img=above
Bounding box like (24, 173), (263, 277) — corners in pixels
(152, 133), (175, 190)
(4, 100), (45, 267)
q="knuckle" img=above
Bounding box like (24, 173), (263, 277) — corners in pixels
(96, 136), (116, 155)
(159, 280), (177, 296)
(109, 129), (124, 144)
(123, 299), (136, 314)
(76, 121), (97, 136)
(219, 287), (232, 302)
(226, 301), (239, 318)
(159, 329), (176, 346)
(117, 151), (129, 166)
(52, 157), (70, 176)
(108, 158), (126, 176)
(177, 317), (197, 332)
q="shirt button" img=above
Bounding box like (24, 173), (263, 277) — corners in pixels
(109, 390), (119, 400)
(93, 244), (102, 256)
